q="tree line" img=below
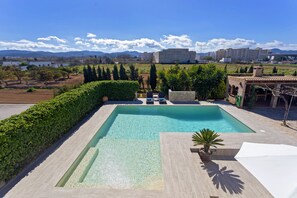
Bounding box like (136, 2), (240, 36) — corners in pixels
(0, 66), (79, 86)
(231, 65), (279, 74)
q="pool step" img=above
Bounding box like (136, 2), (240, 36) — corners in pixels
(64, 147), (98, 187)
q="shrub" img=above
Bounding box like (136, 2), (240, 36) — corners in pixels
(0, 81), (138, 181)
(210, 81), (226, 99)
(190, 64), (225, 100)
(26, 87), (36, 92)
(53, 84), (82, 96)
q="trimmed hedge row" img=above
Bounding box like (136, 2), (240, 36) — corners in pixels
(0, 81), (138, 181)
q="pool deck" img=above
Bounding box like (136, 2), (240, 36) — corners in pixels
(3, 99), (297, 197)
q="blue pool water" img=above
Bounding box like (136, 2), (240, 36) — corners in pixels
(61, 105), (252, 189)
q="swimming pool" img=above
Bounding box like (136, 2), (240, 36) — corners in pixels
(57, 105), (253, 189)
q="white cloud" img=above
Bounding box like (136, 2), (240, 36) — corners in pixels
(78, 37), (164, 52)
(74, 37), (82, 41)
(195, 38), (297, 52)
(0, 39), (77, 52)
(86, 33), (97, 38)
(1, 34), (297, 52)
(37, 36), (67, 43)
(160, 34), (193, 48)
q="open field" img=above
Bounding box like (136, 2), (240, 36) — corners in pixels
(77, 63), (297, 75)
(0, 89), (54, 104)
(4, 74), (83, 89)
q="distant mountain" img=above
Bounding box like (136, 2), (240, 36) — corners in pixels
(0, 50), (141, 58)
(271, 48), (297, 54)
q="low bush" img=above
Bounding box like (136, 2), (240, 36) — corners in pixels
(53, 84), (82, 96)
(26, 87), (36, 92)
(0, 80), (138, 181)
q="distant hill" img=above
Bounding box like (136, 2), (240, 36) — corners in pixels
(0, 50), (141, 58)
(271, 48), (297, 54)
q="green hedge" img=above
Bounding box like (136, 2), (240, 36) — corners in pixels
(0, 80), (138, 181)
(99, 81), (139, 101)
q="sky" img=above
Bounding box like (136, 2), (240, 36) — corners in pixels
(0, 0), (297, 52)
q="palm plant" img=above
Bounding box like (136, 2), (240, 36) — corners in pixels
(192, 128), (224, 153)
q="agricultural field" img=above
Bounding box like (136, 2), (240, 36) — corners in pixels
(77, 63), (297, 75)
(1, 63), (297, 104)
(0, 88), (54, 104)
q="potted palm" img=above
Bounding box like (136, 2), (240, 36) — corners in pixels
(192, 128), (224, 162)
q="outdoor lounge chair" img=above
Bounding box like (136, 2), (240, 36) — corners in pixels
(159, 92), (167, 104)
(146, 92), (154, 104)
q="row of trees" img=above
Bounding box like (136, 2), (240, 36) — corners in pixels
(82, 63), (225, 100)
(83, 64), (139, 83)
(83, 64), (158, 91)
(232, 65), (279, 74)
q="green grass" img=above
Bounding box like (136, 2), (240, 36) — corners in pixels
(75, 63), (297, 75)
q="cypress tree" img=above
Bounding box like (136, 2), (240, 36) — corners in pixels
(83, 66), (88, 83)
(129, 64), (138, 80)
(244, 66), (248, 73)
(224, 64), (227, 73)
(272, 66), (278, 74)
(106, 68), (111, 80)
(239, 67), (245, 73)
(92, 66), (97, 81)
(102, 67), (107, 80)
(113, 64), (119, 80)
(248, 65), (253, 73)
(87, 65), (92, 82)
(293, 71), (297, 76)
(149, 64), (157, 91)
(119, 64), (128, 80)
(97, 66), (102, 80)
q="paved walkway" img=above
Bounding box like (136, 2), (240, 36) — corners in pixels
(0, 104), (34, 120)
(3, 101), (297, 197)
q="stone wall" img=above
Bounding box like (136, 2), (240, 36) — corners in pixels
(168, 89), (196, 102)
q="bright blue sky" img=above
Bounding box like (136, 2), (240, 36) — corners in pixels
(0, 0), (297, 52)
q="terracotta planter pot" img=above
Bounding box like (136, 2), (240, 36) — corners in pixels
(198, 148), (213, 162)
(102, 96), (108, 102)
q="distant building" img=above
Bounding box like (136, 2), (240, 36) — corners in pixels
(2, 61), (21, 66)
(140, 52), (153, 62)
(29, 61), (52, 67)
(215, 48), (270, 62)
(153, 49), (196, 64)
(20, 66), (28, 71)
(219, 57), (232, 63)
(52, 63), (70, 67)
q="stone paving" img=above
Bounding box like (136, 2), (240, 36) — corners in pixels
(0, 104), (34, 120)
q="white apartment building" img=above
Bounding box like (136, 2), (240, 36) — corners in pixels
(153, 49), (196, 64)
(28, 61), (52, 67)
(2, 61), (21, 66)
(215, 48), (270, 62)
